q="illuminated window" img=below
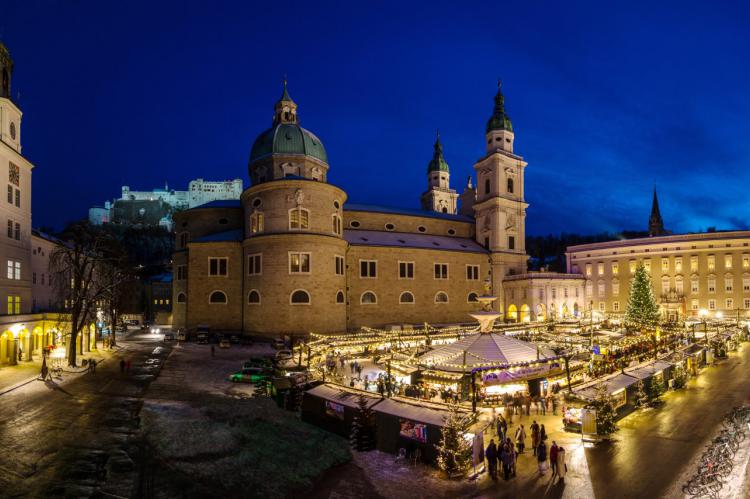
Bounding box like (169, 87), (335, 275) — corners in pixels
(597, 281), (605, 296)
(745, 298), (750, 309)
(725, 277), (733, 292)
(612, 279), (619, 296)
(585, 264), (592, 277)
(661, 276), (670, 292)
(643, 261), (651, 273)
(675, 257), (682, 273)
(599, 302), (605, 311)
(6, 260), (20, 280)
(725, 254), (733, 269)
(690, 256), (698, 272)
(708, 278), (716, 294)
(7, 295), (20, 314)
(586, 282), (593, 296)
(611, 262), (619, 275)
(661, 258), (669, 272)
(248, 254), (262, 276)
(597, 263), (604, 276)
(290, 253), (311, 274)
(613, 301), (620, 312)
(289, 207), (310, 230)
(360, 260), (377, 278)
(691, 279), (699, 294)
(629, 260), (636, 274)
(675, 276), (684, 294)
(250, 212), (264, 233)
(208, 257), (228, 276)
(744, 278), (750, 292)
(708, 255), (715, 272)
(743, 254), (750, 270)
(726, 298), (733, 309)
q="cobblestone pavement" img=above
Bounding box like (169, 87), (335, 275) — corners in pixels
(0, 328), (171, 498)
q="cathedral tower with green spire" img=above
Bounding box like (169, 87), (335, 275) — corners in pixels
(421, 131), (458, 214)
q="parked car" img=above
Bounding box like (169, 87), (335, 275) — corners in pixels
(163, 332), (175, 342)
(228, 367), (272, 384)
(196, 333), (209, 344)
(273, 338), (286, 350)
(219, 339), (231, 348)
(275, 350), (293, 362)
(243, 357), (274, 370)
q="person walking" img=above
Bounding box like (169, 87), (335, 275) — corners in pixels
(537, 440), (548, 476)
(556, 445), (567, 483)
(525, 395), (532, 416)
(500, 444), (512, 481)
(211, 344), (215, 357)
(540, 424), (547, 444)
(485, 439), (498, 479)
(498, 414), (508, 442)
(119, 359), (126, 374)
(552, 395), (558, 415)
(531, 420), (540, 456)
(125, 359), (131, 374)
(514, 424), (526, 454)
(549, 441), (559, 476)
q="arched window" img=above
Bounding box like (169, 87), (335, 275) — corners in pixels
(507, 178), (514, 193)
(289, 208), (310, 230)
(336, 290), (345, 304)
(360, 291), (377, 304)
(332, 214), (342, 235)
(251, 212), (264, 233)
(290, 289), (311, 305)
(441, 207), (448, 214)
(484, 179), (491, 194)
(176, 293), (186, 303)
(435, 292), (449, 303)
(248, 290), (261, 304)
(209, 291), (227, 304)
(399, 291), (415, 304)
(468, 292), (478, 302)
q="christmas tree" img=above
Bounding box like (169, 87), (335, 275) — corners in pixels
(646, 376), (665, 405)
(435, 403), (473, 477)
(672, 367), (687, 389)
(350, 394), (376, 451)
(632, 379), (647, 408)
(625, 263), (661, 330)
(586, 382), (619, 437)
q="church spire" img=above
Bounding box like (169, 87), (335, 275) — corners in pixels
(426, 129), (449, 173)
(486, 79), (513, 133)
(648, 187), (665, 237)
(273, 78), (298, 126)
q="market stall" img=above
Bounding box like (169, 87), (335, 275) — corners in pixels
(301, 383), (383, 437)
(572, 372), (639, 414)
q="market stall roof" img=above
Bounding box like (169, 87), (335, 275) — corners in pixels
(417, 332), (556, 373)
(625, 360), (672, 380)
(573, 372), (639, 400)
(305, 384), (383, 409)
(373, 398), (470, 426)
(682, 344), (706, 356)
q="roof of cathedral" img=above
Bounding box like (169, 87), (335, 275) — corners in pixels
(427, 132), (449, 173)
(192, 229), (243, 243)
(344, 230), (486, 253)
(345, 203), (474, 222)
(189, 200), (242, 210)
(486, 81), (513, 133)
(249, 124), (328, 164)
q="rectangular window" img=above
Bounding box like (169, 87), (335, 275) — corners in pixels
(629, 260), (636, 274)
(708, 278), (716, 294)
(177, 265), (187, 280)
(643, 260), (651, 273)
(289, 208), (310, 230)
(745, 299), (750, 309)
(661, 258), (669, 272)
(613, 301), (620, 312)
(399, 261), (414, 279)
(551, 288), (557, 299)
(599, 301), (605, 311)
(708, 255), (715, 271)
(14, 189), (19, 208)
(676, 279), (683, 295)
(508, 236), (515, 250)
(6, 260), (20, 280)
(6, 220), (11, 238)
(14, 223), (20, 240)
(743, 254), (750, 270)
(692, 299), (699, 311)
(675, 257), (682, 273)
(564, 287), (569, 297)
(725, 254), (733, 269)
(6, 185), (11, 203)
(290, 252), (311, 274)
(725, 277), (733, 293)
(208, 257), (228, 276)
(7, 295), (20, 314)
(709, 299), (716, 310)
(597, 263), (604, 276)
(691, 279), (699, 294)
(251, 213), (264, 233)
(434, 263), (448, 279)
(332, 215), (342, 235)
(585, 263), (592, 277)
(248, 254), (262, 275)
(335, 255), (345, 276)
(611, 262), (619, 275)
(612, 282), (619, 296)
(466, 265), (479, 280)
(726, 298), (733, 309)
(690, 256), (698, 272)
(359, 259), (376, 278)
(744, 278), (750, 292)
(597, 281), (605, 296)
(586, 282), (593, 296)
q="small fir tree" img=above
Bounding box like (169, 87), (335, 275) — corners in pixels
(625, 263), (661, 331)
(350, 395), (376, 451)
(646, 377), (665, 405)
(632, 380), (647, 408)
(672, 367), (687, 389)
(435, 404), (473, 477)
(586, 383), (619, 436)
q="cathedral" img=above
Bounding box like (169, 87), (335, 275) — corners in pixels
(172, 83), (532, 336)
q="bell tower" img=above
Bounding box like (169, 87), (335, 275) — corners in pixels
(273, 79), (298, 125)
(472, 82), (529, 310)
(0, 42), (21, 153)
(421, 131), (458, 214)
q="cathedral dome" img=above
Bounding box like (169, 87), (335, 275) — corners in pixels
(249, 124), (328, 164)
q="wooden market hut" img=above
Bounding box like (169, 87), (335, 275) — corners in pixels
(301, 384), (382, 437)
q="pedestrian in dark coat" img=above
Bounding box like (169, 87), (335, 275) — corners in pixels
(549, 441), (559, 475)
(500, 444), (512, 481)
(119, 359), (125, 373)
(485, 439), (498, 479)
(537, 441), (548, 475)
(497, 415), (508, 442)
(531, 420), (540, 455)
(540, 424), (547, 443)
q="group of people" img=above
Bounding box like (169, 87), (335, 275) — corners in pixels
(118, 358), (132, 374)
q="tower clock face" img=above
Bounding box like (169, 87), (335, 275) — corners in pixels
(9, 122), (16, 140)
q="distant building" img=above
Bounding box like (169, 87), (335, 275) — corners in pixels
(90, 179), (243, 230)
(31, 230), (62, 313)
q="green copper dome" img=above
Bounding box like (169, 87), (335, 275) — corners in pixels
(427, 132), (449, 173)
(250, 124), (328, 164)
(486, 82), (513, 133)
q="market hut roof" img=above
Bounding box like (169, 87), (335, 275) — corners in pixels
(417, 333), (556, 373)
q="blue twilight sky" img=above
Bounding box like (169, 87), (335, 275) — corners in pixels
(2, 0), (750, 235)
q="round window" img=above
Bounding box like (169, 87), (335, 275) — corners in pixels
(448, 229), (456, 235)
(334, 200), (340, 209)
(350, 220), (361, 228)
(252, 198), (262, 208)
(385, 223), (395, 231)
(418, 226), (427, 233)
(9, 122), (16, 140)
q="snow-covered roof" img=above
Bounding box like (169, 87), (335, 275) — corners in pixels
(372, 398), (468, 426)
(624, 360), (672, 380)
(417, 333), (556, 373)
(344, 230), (486, 254)
(305, 384), (382, 409)
(345, 203), (474, 222)
(574, 373), (639, 399)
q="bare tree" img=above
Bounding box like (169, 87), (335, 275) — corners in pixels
(49, 222), (126, 366)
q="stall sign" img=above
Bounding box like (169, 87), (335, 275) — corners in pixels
(399, 419), (428, 443)
(324, 400), (345, 420)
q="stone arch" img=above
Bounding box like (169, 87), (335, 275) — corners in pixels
(520, 304), (531, 322)
(536, 304), (546, 321)
(507, 304), (518, 322)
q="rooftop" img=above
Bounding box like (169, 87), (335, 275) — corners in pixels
(566, 230), (750, 253)
(345, 203), (474, 222)
(344, 229), (486, 253)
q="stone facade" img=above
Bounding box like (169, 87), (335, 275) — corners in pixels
(502, 272), (586, 322)
(566, 231), (750, 321)
(172, 83), (533, 337)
